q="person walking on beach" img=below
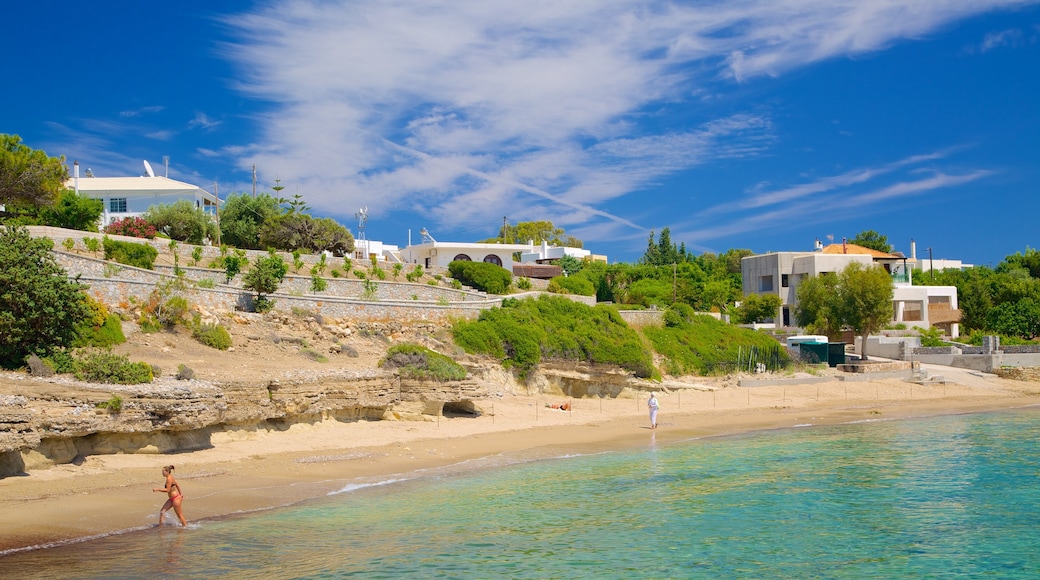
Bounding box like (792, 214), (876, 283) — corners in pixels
(153, 465), (187, 527)
(647, 391), (660, 430)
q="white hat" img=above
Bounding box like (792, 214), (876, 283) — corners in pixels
(651, 391), (657, 396)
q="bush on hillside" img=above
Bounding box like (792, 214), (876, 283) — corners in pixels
(192, 323), (232, 350)
(380, 343), (467, 381)
(104, 216), (157, 239)
(0, 226), (93, 368)
(74, 313), (126, 348)
(74, 350), (153, 384)
(547, 275), (595, 296)
(452, 295), (654, 379)
(643, 311), (789, 375)
(103, 237), (158, 269)
(448, 260), (512, 295)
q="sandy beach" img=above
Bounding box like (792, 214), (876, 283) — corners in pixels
(2, 365), (1039, 555)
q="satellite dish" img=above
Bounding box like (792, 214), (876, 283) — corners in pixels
(143, 160), (155, 177)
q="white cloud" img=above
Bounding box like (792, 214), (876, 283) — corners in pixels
(188, 112), (221, 130)
(217, 0), (1029, 244)
(980, 28), (1024, 51)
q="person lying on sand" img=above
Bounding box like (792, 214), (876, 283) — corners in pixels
(546, 402), (571, 411)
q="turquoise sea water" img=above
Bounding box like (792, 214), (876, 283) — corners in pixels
(4, 408), (1040, 579)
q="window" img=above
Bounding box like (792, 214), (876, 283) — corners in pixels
(759, 275), (774, 292)
(781, 274), (789, 287)
(483, 255), (502, 266)
(453, 254), (472, 262)
(109, 198), (127, 213)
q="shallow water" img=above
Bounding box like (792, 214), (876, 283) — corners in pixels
(4, 408), (1040, 578)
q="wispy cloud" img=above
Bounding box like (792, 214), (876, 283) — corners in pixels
(673, 164), (992, 247)
(188, 112), (221, 130)
(215, 0), (1027, 244)
(980, 28), (1025, 51)
(119, 106), (164, 118)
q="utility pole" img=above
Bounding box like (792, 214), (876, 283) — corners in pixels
(214, 182), (221, 247)
(502, 216), (509, 243)
(928, 247), (934, 282)
(252, 164), (257, 197)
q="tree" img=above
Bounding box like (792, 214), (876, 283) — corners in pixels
(242, 253), (288, 312)
(39, 189), (103, 231)
(0, 135), (68, 207)
(850, 230), (892, 253)
(987, 297), (1040, 340)
(219, 193), (282, 250)
(485, 220), (582, 248)
(0, 226), (92, 368)
(258, 213), (354, 255)
(835, 262), (894, 360)
(144, 199), (218, 244)
(795, 273), (843, 340)
(735, 293), (782, 324)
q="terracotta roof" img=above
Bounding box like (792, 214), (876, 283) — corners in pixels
(820, 243), (900, 259)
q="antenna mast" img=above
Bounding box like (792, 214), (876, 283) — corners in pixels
(355, 207), (369, 257)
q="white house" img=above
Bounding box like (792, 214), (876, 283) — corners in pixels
(396, 229), (603, 276)
(741, 239), (961, 337)
(66, 161), (220, 227)
(399, 238), (533, 272)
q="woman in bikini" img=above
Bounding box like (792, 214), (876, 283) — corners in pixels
(153, 465), (187, 527)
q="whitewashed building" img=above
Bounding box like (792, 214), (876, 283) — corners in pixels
(66, 161), (219, 227)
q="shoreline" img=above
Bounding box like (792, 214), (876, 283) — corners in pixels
(2, 372), (1039, 555)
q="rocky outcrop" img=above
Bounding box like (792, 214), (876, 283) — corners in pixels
(0, 357), (651, 477)
(0, 367), (490, 477)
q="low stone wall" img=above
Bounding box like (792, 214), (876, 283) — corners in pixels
(994, 367), (1040, 381)
(618, 309), (664, 327)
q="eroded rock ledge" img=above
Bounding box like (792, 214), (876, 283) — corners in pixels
(0, 361), (656, 478)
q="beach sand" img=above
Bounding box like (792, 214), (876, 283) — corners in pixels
(2, 366), (1039, 554)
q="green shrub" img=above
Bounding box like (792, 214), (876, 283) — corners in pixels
(380, 343), (467, 381)
(918, 326), (945, 347)
(193, 323), (232, 350)
(42, 349), (78, 374)
(311, 274), (328, 292)
(516, 277), (532, 290)
(452, 295), (654, 378)
(547, 275), (595, 296)
(0, 227), (94, 368)
(96, 395), (124, 412)
(643, 313), (789, 375)
(196, 278), (216, 289)
(74, 312), (126, 348)
(102, 237), (158, 269)
(75, 350), (153, 384)
(448, 261), (512, 295)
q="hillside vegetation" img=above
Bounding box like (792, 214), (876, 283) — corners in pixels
(643, 304), (789, 375)
(453, 296), (787, 379)
(453, 295), (655, 378)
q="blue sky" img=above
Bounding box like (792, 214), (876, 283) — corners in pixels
(4, 1), (1038, 266)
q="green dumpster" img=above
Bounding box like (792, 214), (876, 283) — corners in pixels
(827, 342), (846, 367)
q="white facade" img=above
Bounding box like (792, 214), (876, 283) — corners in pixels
(519, 240), (592, 263)
(353, 239), (401, 262)
(67, 170), (219, 227)
(398, 241), (535, 272)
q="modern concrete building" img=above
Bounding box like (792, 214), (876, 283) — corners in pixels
(741, 239), (961, 337)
